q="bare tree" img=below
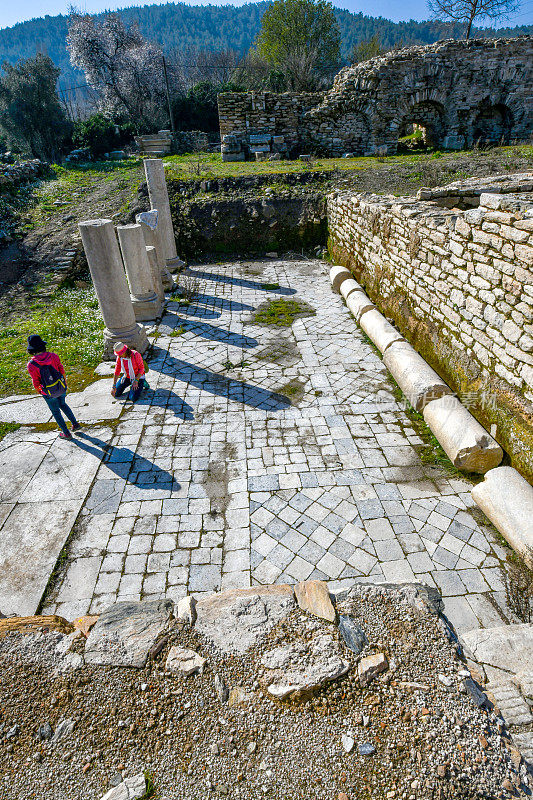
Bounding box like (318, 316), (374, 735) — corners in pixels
(67, 11), (171, 130)
(428, 0), (520, 39)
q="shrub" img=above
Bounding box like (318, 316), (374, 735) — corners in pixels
(72, 114), (121, 158)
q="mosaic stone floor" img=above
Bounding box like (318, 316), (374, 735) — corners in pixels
(43, 257), (515, 636)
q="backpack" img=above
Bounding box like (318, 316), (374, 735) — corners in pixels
(32, 360), (67, 398)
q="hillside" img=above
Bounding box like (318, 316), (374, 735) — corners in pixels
(0, 1), (532, 88)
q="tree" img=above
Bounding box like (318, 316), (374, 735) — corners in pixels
(255, 0), (341, 90)
(67, 11), (171, 131)
(0, 53), (71, 161)
(428, 0), (520, 39)
(351, 35), (383, 64)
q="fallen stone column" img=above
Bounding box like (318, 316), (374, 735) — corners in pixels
(359, 309), (404, 353)
(117, 224), (162, 321)
(472, 467), (533, 568)
(423, 395), (503, 473)
(143, 158), (178, 262)
(136, 210), (174, 291)
(340, 278), (363, 301)
(346, 291), (375, 322)
(383, 340), (452, 411)
(146, 245), (164, 304)
(78, 219), (148, 359)
(330, 265), (352, 293)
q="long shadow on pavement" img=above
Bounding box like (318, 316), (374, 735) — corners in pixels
(160, 313), (258, 349)
(190, 269), (296, 295)
(72, 431), (178, 490)
(151, 346), (291, 412)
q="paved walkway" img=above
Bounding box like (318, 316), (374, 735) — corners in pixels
(33, 257), (513, 635)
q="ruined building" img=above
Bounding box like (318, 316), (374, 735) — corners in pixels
(218, 37), (533, 158)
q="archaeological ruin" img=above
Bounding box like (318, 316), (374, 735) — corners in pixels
(218, 37), (533, 158)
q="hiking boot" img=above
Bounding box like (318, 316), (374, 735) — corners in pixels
(59, 432), (73, 440)
(72, 423), (82, 433)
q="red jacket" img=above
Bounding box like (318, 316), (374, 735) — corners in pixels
(27, 352), (66, 395)
(114, 350), (145, 381)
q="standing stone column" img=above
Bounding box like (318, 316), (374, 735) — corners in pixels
(146, 245), (165, 304)
(143, 158), (179, 265)
(79, 218), (148, 359)
(136, 210), (174, 291)
(117, 224), (162, 321)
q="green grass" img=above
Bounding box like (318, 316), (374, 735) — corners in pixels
(0, 422), (20, 442)
(278, 378), (306, 402)
(252, 298), (316, 327)
(260, 282), (281, 291)
(0, 287), (104, 397)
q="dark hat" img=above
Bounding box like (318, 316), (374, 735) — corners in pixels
(27, 334), (47, 354)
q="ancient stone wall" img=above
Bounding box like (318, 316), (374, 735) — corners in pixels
(217, 91), (324, 156)
(327, 173), (533, 480)
(218, 37), (533, 157)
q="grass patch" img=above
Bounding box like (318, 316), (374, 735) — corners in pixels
(261, 282), (281, 291)
(141, 772), (158, 800)
(0, 422), (21, 442)
(501, 547), (533, 623)
(278, 378), (306, 403)
(0, 287), (104, 397)
(222, 358), (249, 371)
(389, 381), (480, 483)
(252, 298), (315, 327)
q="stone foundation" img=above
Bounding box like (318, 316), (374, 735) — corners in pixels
(327, 172), (533, 481)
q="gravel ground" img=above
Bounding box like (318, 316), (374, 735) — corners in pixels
(0, 586), (528, 800)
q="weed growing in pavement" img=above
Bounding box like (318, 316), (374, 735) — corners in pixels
(260, 282), (281, 291)
(173, 273), (200, 302)
(0, 287), (104, 396)
(278, 378), (306, 403)
(252, 298), (315, 327)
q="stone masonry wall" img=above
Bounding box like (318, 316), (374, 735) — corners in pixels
(218, 37), (533, 157)
(217, 91), (324, 155)
(327, 173), (533, 481)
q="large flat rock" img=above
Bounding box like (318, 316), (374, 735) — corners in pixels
(261, 632), (350, 699)
(0, 379), (121, 425)
(84, 601), (173, 668)
(194, 585), (295, 655)
(462, 624), (533, 677)
(0, 439), (49, 503)
(0, 500), (81, 616)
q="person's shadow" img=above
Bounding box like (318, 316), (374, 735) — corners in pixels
(72, 431), (178, 489)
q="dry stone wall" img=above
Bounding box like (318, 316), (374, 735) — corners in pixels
(327, 173), (533, 481)
(218, 37), (533, 157)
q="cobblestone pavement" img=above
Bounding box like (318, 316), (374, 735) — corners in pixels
(43, 258), (515, 635)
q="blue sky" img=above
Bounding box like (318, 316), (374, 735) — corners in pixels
(2, 0), (532, 30)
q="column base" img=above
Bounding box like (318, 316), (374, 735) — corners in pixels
(131, 292), (163, 322)
(167, 257), (186, 274)
(103, 324), (149, 360)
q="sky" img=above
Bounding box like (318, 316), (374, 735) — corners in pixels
(1, 0), (533, 30)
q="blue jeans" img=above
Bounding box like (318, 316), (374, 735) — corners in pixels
(44, 392), (78, 436)
(115, 376), (145, 403)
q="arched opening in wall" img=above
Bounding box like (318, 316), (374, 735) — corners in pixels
(472, 102), (513, 146)
(396, 101), (446, 152)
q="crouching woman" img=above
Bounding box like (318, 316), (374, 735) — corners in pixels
(111, 342), (146, 403)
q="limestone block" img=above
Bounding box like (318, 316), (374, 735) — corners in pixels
(423, 396), (503, 474)
(383, 341), (452, 411)
(294, 580), (336, 622)
(165, 646), (206, 676)
(471, 467), (533, 567)
(194, 585), (295, 655)
(346, 291), (375, 322)
(462, 624), (533, 676)
(330, 265), (352, 292)
(84, 600), (173, 668)
(100, 774), (146, 800)
(340, 277), (363, 301)
(359, 309), (404, 353)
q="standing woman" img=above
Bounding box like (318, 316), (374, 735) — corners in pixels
(27, 334), (81, 440)
(111, 342), (146, 403)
